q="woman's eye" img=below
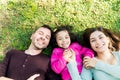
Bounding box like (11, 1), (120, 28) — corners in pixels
(91, 39), (96, 42)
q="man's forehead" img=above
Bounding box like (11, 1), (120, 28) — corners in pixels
(36, 27), (51, 34)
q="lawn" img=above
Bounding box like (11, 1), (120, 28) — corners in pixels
(0, 0), (120, 61)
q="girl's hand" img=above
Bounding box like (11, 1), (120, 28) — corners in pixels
(83, 57), (97, 69)
(67, 49), (76, 62)
(63, 49), (75, 62)
(27, 74), (40, 80)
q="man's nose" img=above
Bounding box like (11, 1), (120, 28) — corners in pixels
(40, 37), (45, 40)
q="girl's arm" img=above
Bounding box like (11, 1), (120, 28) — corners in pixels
(51, 48), (67, 74)
(81, 47), (94, 58)
(70, 42), (94, 58)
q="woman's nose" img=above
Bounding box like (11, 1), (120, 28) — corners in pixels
(96, 39), (101, 44)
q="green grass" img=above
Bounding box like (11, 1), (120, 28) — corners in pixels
(0, 0), (120, 59)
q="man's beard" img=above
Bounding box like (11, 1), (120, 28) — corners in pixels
(34, 43), (47, 50)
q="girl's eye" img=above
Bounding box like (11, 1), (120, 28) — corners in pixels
(65, 36), (69, 39)
(58, 38), (62, 40)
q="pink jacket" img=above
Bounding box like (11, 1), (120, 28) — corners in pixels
(51, 42), (94, 80)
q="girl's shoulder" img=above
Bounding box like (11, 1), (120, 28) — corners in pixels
(52, 47), (64, 53)
(70, 42), (82, 48)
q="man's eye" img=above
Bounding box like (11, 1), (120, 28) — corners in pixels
(46, 36), (50, 40)
(39, 32), (42, 35)
(38, 31), (43, 35)
(99, 36), (103, 39)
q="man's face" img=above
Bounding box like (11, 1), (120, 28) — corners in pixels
(31, 27), (51, 49)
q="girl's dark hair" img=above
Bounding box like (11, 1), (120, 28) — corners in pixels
(52, 25), (77, 48)
(83, 26), (120, 55)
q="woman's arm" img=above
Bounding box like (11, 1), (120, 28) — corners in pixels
(67, 60), (82, 80)
(67, 60), (93, 80)
(81, 67), (93, 80)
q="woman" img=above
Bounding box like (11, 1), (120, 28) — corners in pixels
(67, 26), (120, 80)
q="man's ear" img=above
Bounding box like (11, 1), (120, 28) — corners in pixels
(30, 33), (34, 40)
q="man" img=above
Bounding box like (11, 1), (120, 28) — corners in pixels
(0, 25), (60, 80)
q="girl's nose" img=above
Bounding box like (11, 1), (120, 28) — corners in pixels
(63, 38), (66, 42)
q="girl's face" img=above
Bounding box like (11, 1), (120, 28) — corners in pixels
(90, 30), (110, 53)
(56, 30), (71, 49)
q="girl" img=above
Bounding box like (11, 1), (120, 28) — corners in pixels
(67, 26), (120, 80)
(50, 25), (94, 80)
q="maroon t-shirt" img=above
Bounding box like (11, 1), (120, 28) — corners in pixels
(0, 49), (50, 80)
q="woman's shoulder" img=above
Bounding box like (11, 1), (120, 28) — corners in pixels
(112, 51), (120, 60)
(112, 51), (120, 56)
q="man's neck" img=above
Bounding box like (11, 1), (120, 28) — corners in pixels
(25, 47), (43, 56)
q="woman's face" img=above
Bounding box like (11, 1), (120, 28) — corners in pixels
(90, 30), (110, 53)
(56, 30), (71, 49)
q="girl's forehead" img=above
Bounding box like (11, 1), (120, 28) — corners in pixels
(57, 30), (68, 34)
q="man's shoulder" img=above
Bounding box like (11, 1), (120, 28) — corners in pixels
(38, 54), (50, 64)
(6, 49), (24, 55)
(40, 53), (50, 59)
